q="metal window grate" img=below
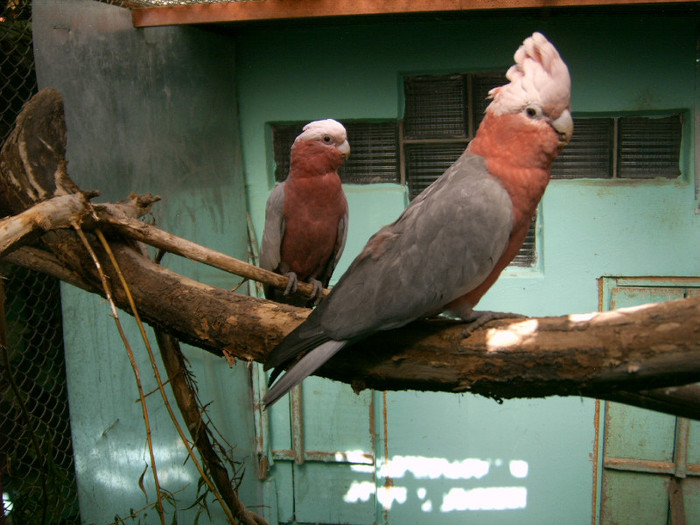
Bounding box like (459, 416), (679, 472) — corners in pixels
(404, 143), (466, 200)
(618, 115), (682, 179)
(341, 122), (400, 184)
(511, 213), (538, 268)
(552, 114), (683, 180)
(271, 123), (303, 182)
(403, 74), (468, 139)
(271, 121), (399, 184)
(552, 117), (614, 179)
(471, 72), (506, 131)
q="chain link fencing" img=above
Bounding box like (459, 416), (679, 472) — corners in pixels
(1, 265), (80, 524)
(1, 0), (81, 522)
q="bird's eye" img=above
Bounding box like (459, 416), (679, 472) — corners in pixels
(323, 135), (332, 143)
(524, 105), (542, 119)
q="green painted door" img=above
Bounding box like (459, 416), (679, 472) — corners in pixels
(596, 277), (700, 525)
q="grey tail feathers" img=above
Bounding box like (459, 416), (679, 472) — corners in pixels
(263, 340), (347, 408)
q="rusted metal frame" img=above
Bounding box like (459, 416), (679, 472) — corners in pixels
(131, 0), (697, 28)
(602, 458), (700, 477)
(603, 457), (678, 475)
(669, 418), (691, 525)
(290, 385), (304, 465)
(612, 276), (700, 288)
(670, 477), (687, 525)
(273, 388), (378, 466)
(271, 449), (375, 464)
(600, 419), (694, 524)
(250, 364), (271, 479)
(369, 390), (389, 525)
(674, 418), (691, 479)
(591, 399), (604, 525)
(602, 417), (696, 475)
(380, 391), (391, 525)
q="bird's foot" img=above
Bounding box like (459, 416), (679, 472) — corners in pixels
(308, 278), (325, 305)
(459, 310), (526, 339)
(283, 272), (299, 295)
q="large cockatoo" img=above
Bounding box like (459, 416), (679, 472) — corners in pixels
(263, 32), (573, 407)
(260, 119), (350, 306)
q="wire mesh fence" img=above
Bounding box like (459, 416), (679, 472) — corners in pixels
(1, 0), (36, 145)
(1, 0), (81, 522)
(1, 265), (80, 524)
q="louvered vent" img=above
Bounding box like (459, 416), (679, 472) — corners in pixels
(341, 122), (400, 184)
(618, 114), (682, 179)
(404, 143), (465, 199)
(272, 121), (399, 184)
(552, 118), (614, 179)
(403, 75), (468, 139)
(511, 213), (538, 267)
(271, 123), (303, 182)
(471, 72), (507, 130)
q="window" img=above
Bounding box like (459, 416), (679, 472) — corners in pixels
(550, 118), (615, 179)
(552, 114), (683, 179)
(617, 115), (682, 179)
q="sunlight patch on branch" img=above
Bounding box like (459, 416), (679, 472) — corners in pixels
(486, 319), (539, 350)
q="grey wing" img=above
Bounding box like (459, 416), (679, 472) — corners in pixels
(259, 183), (286, 273)
(334, 211), (349, 270)
(316, 210), (349, 287)
(318, 152), (513, 340)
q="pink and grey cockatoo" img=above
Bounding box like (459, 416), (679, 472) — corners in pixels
(263, 32), (573, 407)
(260, 119), (350, 306)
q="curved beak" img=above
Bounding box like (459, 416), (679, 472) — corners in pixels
(551, 108), (573, 147)
(338, 139), (351, 159)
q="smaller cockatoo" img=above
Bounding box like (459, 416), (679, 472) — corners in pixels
(260, 119), (350, 306)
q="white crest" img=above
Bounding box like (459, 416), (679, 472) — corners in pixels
(487, 32), (571, 116)
(295, 119), (347, 144)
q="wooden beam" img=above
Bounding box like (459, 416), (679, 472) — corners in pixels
(132, 0), (694, 28)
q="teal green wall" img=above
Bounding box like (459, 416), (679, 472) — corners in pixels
(236, 10), (699, 524)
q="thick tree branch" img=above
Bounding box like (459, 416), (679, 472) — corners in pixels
(2, 88), (700, 419)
